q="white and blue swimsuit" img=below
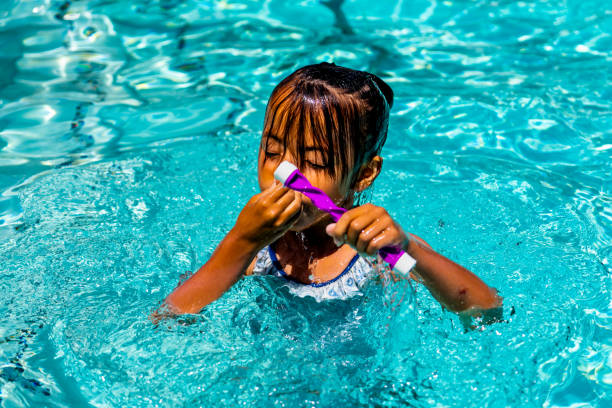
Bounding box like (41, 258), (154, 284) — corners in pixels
(252, 246), (375, 301)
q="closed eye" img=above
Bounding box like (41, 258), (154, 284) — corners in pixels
(306, 160), (326, 170)
(265, 151), (326, 170)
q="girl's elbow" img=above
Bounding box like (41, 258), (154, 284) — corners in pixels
(447, 286), (502, 313)
(456, 291), (504, 327)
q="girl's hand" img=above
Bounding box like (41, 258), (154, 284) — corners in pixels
(325, 203), (410, 255)
(160, 183), (300, 316)
(232, 181), (302, 249)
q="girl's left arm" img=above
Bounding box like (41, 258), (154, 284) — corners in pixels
(326, 204), (502, 313)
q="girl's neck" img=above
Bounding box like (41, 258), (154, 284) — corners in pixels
(275, 197), (356, 260)
(272, 225), (356, 285)
(277, 226), (337, 259)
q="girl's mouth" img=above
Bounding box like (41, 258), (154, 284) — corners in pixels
(289, 203), (331, 231)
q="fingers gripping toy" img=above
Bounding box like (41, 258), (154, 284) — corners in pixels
(274, 161), (417, 276)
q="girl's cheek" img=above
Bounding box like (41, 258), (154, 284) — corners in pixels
(257, 161), (277, 191)
(300, 194), (313, 207)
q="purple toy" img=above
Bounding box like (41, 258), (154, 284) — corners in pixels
(274, 161), (417, 276)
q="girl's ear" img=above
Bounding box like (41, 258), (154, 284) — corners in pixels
(353, 156), (383, 192)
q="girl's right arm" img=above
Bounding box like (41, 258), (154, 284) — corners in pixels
(162, 182), (302, 314)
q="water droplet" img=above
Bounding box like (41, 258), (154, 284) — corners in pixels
(575, 44), (589, 53)
(83, 26), (97, 37)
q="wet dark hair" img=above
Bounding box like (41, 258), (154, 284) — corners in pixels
(261, 62), (393, 182)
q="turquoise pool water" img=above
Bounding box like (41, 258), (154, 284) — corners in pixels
(1, 0), (610, 406)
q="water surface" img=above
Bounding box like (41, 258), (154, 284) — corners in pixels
(0, 0), (610, 406)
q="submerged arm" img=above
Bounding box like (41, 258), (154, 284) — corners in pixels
(405, 234), (501, 313)
(163, 232), (259, 314)
(327, 204), (501, 314)
(160, 182), (301, 315)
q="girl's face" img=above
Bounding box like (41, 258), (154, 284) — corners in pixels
(257, 134), (354, 231)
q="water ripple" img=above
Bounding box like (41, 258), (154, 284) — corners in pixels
(0, 0), (610, 407)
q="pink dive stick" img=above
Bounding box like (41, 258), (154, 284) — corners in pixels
(274, 161), (417, 276)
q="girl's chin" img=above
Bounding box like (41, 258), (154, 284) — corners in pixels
(288, 212), (329, 232)
(288, 220), (314, 232)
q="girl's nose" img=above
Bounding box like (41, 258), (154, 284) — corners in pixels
(280, 152), (297, 166)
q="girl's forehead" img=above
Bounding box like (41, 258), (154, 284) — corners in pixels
(262, 130), (325, 150)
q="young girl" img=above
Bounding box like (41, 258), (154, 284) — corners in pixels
(163, 62), (501, 315)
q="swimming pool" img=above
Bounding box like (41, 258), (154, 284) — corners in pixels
(0, 0), (610, 406)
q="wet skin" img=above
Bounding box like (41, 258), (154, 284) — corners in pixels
(161, 134), (502, 316)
